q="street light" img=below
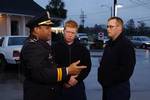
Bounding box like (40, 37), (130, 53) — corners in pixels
(115, 4), (123, 16)
(113, 0), (117, 16)
(101, 5), (112, 17)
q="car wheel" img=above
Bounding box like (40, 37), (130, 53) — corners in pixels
(141, 44), (147, 49)
(0, 56), (7, 74)
(134, 45), (138, 48)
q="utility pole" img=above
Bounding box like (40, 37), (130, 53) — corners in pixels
(110, 6), (112, 17)
(80, 9), (86, 28)
(113, 0), (117, 16)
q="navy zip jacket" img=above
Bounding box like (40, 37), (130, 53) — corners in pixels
(52, 39), (91, 83)
(98, 34), (136, 88)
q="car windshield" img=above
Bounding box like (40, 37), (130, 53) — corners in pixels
(8, 37), (27, 46)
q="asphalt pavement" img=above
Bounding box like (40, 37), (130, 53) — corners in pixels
(85, 49), (150, 100)
(0, 49), (150, 100)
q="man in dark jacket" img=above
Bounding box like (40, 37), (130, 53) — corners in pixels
(98, 17), (136, 100)
(20, 11), (86, 100)
(52, 20), (91, 100)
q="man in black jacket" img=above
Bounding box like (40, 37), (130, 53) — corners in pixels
(20, 11), (86, 100)
(98, 17), (136, 100)
(52, 20), (91, 100)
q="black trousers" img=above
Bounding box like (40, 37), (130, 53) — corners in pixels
(102, 81), (130, 100)
(23, 80), (62, 100)
(62, 82), (87, 100)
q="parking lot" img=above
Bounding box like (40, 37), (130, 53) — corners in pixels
(0, 49), (150, 100)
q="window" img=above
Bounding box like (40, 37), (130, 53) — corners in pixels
(11, 21), (19, 35)
(136, 38), (141, 41)
(8, 37), (27, 46)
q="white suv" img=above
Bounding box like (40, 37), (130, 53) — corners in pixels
(0, 36), (27, 70)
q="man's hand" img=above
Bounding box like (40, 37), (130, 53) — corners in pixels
(64, 83), (72, 88)
(64, 75), (78, 88)
(67, 60), (87, 75)
(68, 75), (78, 86)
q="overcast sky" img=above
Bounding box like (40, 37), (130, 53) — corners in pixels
(34, 0), (150, 27)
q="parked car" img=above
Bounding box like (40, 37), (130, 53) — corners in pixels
(103, 36), (109, 44)
(103, 36), (109, 48)
(0, 35), (27, 71)
(130, 36), (150, 49)
(77, 33), (88, 45)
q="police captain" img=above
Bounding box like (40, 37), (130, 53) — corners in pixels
(20, 11), (87, 100)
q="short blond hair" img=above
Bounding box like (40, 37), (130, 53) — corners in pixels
(108, 17), (124, 27)
(64, 20), (78, 30)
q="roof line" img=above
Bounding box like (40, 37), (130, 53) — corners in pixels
(0, 12), (34, 17)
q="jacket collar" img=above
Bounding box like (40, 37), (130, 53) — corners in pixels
(108, 33), (124, 46)
(62, 38), (80, 47)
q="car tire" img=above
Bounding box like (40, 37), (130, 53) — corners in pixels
(0, 55), (7, 74)
(141, 44), (147, 49)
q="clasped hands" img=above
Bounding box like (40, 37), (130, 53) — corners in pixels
(64, 75), (78, 88)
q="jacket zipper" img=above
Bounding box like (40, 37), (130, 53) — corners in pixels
(69, 46), (71, 65)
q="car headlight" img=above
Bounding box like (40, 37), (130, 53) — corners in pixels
(145, 42), (150, 45)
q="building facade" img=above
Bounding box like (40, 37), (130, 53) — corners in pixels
(0, 0), (44, 36)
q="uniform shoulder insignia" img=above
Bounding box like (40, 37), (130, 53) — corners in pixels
(48, 53), (53, 59)
(29, 39), (38, 43)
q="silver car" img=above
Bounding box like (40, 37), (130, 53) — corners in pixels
(131, 36), (150, 49)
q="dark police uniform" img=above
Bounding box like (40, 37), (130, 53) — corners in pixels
(20, 11), (68, 100)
